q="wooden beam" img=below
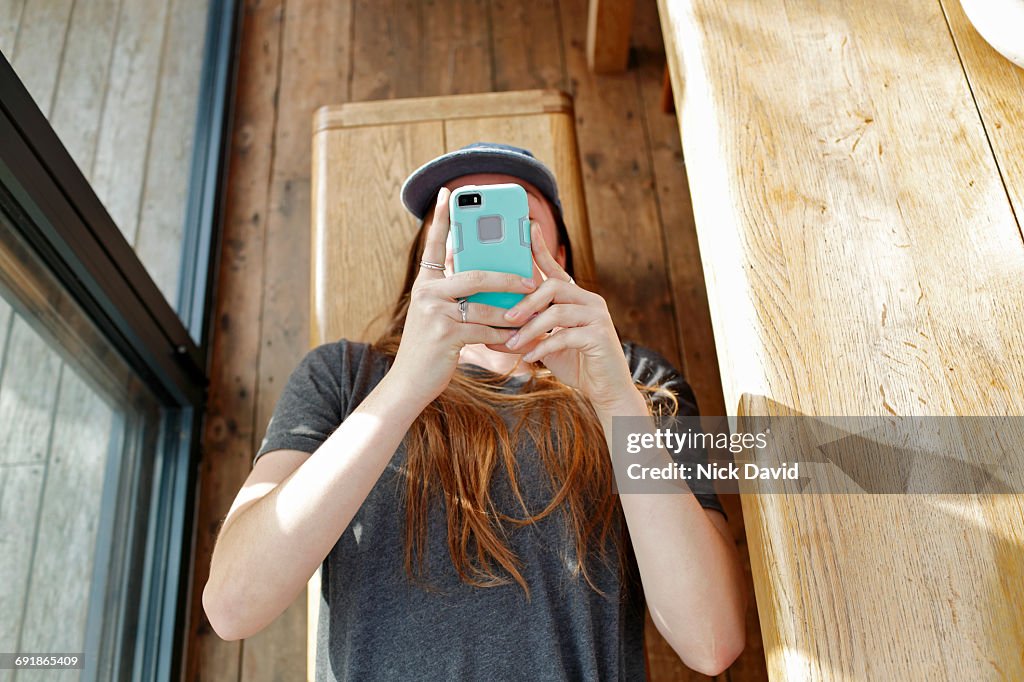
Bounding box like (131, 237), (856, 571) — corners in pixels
(586, 0), (637, 73)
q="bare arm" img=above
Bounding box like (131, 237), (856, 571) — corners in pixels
(202, 370), (428, 640)
(595, 389), (747, 676)
(500, 223), (747, 674)
(203, 187), (527, 641)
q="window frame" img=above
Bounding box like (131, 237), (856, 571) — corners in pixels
(0, 0), (239, 677)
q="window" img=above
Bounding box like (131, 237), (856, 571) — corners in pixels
(0, 208), (162, 677)
(0, 0), (236, 676)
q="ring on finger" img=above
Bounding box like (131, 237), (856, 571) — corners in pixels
(458, 298), (468, 323)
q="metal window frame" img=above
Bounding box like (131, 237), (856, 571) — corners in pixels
(0, 0), (239, 677)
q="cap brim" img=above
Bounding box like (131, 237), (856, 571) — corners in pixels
(400, 148), (560, 220)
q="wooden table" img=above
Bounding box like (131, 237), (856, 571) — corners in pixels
(654, 0), (1024, 678)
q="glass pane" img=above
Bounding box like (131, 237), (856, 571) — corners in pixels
(0, 204), (162, 678)
(0, 0), (213, 310)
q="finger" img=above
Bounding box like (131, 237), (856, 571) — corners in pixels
(433, 269), (537, 300)
(501, 277), (596, 324)
(455, 323), (516, 347)
(505, 304), (594, 351)
(417, 188), (452, 282)
(487, 332), (545, 356)
(530, 221), (572, 283)
(483, 343), (522, 355)
(445, 299), (520, 327)
(522, 327), (591, 363)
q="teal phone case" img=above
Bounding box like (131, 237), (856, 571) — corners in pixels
(450, 183), (532, 308)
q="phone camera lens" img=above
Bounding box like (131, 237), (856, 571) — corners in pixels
(458, 193), (482, 208)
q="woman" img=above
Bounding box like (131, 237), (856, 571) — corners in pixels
(203, 143), (747, 680)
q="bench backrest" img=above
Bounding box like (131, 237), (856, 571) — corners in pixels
(311, 90), (597, 347)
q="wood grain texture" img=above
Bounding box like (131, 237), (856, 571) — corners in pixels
(314, 90), (575, 130)
(348, 0), (421, 102)
(7, 0), (206, 309)
(0, 317), (62, 466)
(658, 0), (1024, 678)
(6, 0), (75, 116)
(420, 0), (492, 95)
(0, 463), (45, 660)
(194, 0), (766, 678)
(490, 0), (564, 91)
(18, 368), (113, 656)
(90, 0), (170, 244)
(136, 0), (210, 305)
(312, 121), (444, 345)
(0, 0), (27, 54)
(245, 1), (353, 674)
(941, 0), (1024, 232)
(559, 0), (680, 398)
(252, 0), (351, 485)
(633, 0), (766, 679)
(186, 1), (285, 680)
(47, 0), (121, 179)
(632, 0), (723, 429)
(586, 0), (636, 73)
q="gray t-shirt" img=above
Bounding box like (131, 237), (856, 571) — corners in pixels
(255, 339), (725, 681)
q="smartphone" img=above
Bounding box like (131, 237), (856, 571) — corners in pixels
(449, 183), (533, 309)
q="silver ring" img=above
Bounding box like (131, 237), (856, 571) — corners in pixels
(458, 298), (468, 323)
(419, 260), (445, 271)
(567, 276), (575, 284)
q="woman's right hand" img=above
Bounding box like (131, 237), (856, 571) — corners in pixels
(389, 188), (538, 406)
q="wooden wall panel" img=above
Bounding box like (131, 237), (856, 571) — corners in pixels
(136, 0), (212, 304)
(0, 319), (62, 466)
(47, 0), (121, 177)
(243, 0), (354, 669)
(559, 0), (680, 367)
(90, 0), (171, 245)
(0, 0), (27, 51)
(19, 370), (113, 655)
(491, 0), (564, 91)
(186, 0), (286, 680)
(5, 0), (74, 115)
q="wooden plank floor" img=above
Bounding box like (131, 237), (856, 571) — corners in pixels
(0, 0), (209, 307)
(188, 0), (767, 680)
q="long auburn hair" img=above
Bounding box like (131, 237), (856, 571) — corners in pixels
(370, 208), (677, 597)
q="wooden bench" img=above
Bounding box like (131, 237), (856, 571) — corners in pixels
(306, 89), (599, 680)
(654, 0), (1024, 679)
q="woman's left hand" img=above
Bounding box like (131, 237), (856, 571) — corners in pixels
(492, 222), (639, 412)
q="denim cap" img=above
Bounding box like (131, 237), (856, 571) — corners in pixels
(400, 142), (564, 220)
